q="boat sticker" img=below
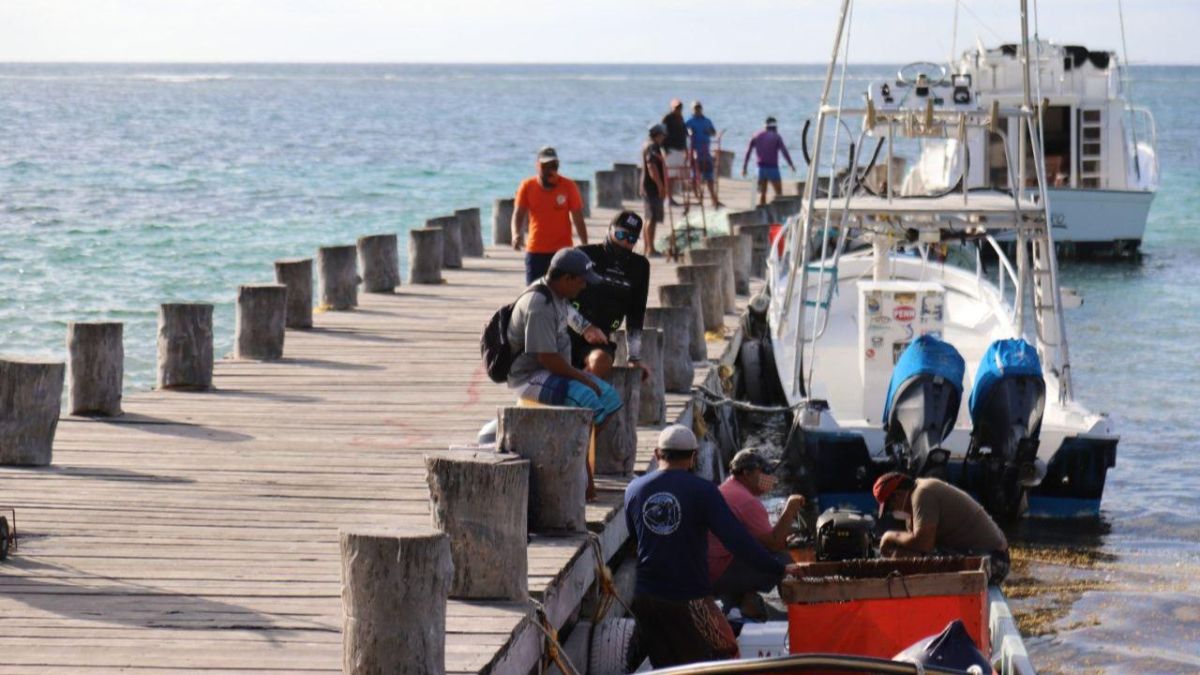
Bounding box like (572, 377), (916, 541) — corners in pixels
(865, 291), (882, 315)
(895, 292), (916, 305)
(871, 335), (884, 348)
(903, 324), (914, 340)
(921, 296), (943, 322)
(642, 492), (681, 536)
(894, 305), (916, 322)
(866, 348), (876, 360)
(869, 315), (891, 329)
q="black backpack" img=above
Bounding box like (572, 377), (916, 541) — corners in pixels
(481, 284), (553, 383)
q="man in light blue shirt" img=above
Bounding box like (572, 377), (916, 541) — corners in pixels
(685, 101), (722, 209)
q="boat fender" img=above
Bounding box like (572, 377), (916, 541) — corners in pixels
(588, 617), (643, 675)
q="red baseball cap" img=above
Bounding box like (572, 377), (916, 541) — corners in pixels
(873, 472), (909, 517)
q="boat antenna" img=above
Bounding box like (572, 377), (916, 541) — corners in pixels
(1117, 0), (1141, 180)
(949, 0), (961, 73)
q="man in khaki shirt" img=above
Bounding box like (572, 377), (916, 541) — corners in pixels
(873, 472), (1010, 584)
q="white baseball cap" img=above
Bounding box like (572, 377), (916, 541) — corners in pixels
(657, 424), (698, 451)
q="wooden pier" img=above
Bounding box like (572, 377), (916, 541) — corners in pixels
(0, 177), (787, 673)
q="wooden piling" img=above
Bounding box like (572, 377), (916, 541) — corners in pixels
(356, 234), (401, 293)
(274, 258), (314, 328)
(676, 264), (724, 332)
(685, 247), (736, 313)
(455, 207), (485, 258)
(595, 170), (623, 209)
(737, 223), (774, 279)
(426, 215), (463, 269)
(638, 329), (665, 425)
(575, 178), (592, 217)
(493, 198), (515, 246)
(66, 321), (123, 417)
(718, 149), (735, 178)
(705, 233), (753, 295)
(409, 228), (445, 285)
(235, 284), (288, 361)
(612, 163), (640, 200)
(340, 527), (452, 675)
(498, 406), (591, 533)
(0, 357), (65, 466)
(595, 366), (641, 476)
(644, 308), (694, 393)
(317, 245), (359, 310)
(727, 209), (766, 229)
(425, 450), (528, 600)
(156, 303), (213, 390)
(659, 283), (707, 361)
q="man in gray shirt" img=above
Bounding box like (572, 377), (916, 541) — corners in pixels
(509, 248), (622, 426)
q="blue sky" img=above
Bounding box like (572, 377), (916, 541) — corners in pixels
(2, 0), (1197, 64)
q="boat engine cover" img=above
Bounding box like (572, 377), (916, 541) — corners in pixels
(882, 336), (965, 473)
(815, 507), (874, 561)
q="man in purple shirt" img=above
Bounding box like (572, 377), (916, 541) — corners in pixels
(742, 116), (796, 206)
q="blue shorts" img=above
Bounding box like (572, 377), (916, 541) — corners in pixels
(518, 371), (622, 425)
(694, 153), (714, 182)
(758, 166), (782, 182)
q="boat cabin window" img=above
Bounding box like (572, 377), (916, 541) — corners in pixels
(987, 107), (1074, 190)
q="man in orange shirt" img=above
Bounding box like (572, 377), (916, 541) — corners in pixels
(512, 147), (588, 284)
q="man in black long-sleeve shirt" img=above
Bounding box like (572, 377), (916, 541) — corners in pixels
(571, 211), (652, 379)
(625, 425), (800, 668)
(662, 99), (688, 203)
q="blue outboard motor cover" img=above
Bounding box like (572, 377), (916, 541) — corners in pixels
(882, 335), (965, 425)
(969, 338), (1043, 424)
(892, 619), (992, 672)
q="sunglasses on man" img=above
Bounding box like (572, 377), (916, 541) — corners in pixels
(613, 229), (639, 244)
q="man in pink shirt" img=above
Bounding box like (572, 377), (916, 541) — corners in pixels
(707, 449), (806, 617)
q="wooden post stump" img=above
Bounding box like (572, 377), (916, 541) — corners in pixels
(340, 527), (452, 675)
(425, 450), (528, 600)
(493, 198), (515, 246)
(727, 209), (766, 229)
(659, 283), (707, 362)
(718, 149), (735, 178)
(156, 303), (213, 390)
(686, 247), (736, 314)
(644, 308), (694, 393)
(676, 264), (724, 332)
(318, 245), (359, 310)
(595, 366), (640, 476)
(498, 406), (591, 533)
(770, 195), (804, 220)
(236, 284), (288, 361)
(0, 357), (65, 466)
(356, 234), (400, 293)
(426, 215), (463, 269)
(454, 207), (485, 258)
(595, 170), (623, 209)
(613, 163), (640, 200)
(706, 234), (753, 295)
(638, 329), (665, 425)
(737, 223), (774, 279)
(575, 178), (592, 217)
(274, 258), (313, 328)
(67, 321), (123, 416)
(409, 228), (444, 285)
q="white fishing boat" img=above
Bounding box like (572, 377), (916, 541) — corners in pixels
(757, 2), (1117, 521)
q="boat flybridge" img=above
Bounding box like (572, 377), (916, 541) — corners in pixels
(764, 28), (1116, 521)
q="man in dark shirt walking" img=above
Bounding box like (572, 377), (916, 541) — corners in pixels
(626, 425), (800, 668)
(641, 126), (667, 257)
(572, 211), (652, 380)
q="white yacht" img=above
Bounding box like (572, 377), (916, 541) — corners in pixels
(896, 41), (1158, 256)
(759, 34), (1117, 521)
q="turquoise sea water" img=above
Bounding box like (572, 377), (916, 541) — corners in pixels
(2, 63), (1198, 670)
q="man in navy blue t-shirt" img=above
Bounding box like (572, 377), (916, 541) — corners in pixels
(625, 424), (799, 668)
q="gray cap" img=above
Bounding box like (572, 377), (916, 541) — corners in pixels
(549, 248), (602, 284)
(537, 146), (559, 164)
(657, 424), (697, 451)
(730, 448), (778, 474)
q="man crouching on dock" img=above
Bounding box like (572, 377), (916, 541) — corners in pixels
(626, 425), (802, 668)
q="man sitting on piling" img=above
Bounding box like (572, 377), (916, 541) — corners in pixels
(571, 210), (652, 381)
(626, 425), (801, 668)
(512, 147), (588, 284)
(873, 472), (1011, 584)
(708, 448), (806, 619)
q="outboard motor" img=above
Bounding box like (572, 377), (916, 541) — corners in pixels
(966, 338), (1046, 522)
(882, 335), (966, 478)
